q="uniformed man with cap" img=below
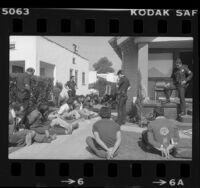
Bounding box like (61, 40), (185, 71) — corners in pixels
(16, 67), (35, 111)
(163, 58), (193, 116)
(116, 70), (130, 125)
(65, 76), (77, 98)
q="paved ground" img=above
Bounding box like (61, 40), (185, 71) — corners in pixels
(9, 117), (192, 160)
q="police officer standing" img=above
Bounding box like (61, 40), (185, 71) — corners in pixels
(116, 70), (130, 125)
(163, 58), (193, 116)
(65, 76), (77, 98)
(16, 67), (35, 111)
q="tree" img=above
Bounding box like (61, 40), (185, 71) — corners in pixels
(93, 57), (115, 73)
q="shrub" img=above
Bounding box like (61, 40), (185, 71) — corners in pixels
(9, 73), (53, 109)
(91, 77), (117, 97)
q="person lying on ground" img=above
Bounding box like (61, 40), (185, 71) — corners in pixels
(86, 106), (121, 159)
(141, 107), (179, 159)
(9, 103), (65, 145)
(9, 103), (36, 147)
(27, 104), (79, 136)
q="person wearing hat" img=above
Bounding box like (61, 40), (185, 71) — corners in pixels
(141, 107), (180, 159)
(16, 67), (35, 110)
(65, 76), (77, 98)
(15, 67), (35, 127)
(163, 58), (193, 116)
(116, 70), (130, 126)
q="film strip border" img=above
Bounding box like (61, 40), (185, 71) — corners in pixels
(0, 9), (197, 35)
(0, 8), (199, 187)
(8, 161), (191, 186)
(10, 16), (195, 35)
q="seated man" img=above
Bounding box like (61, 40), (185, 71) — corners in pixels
(86, 106), (121, 159)
(9, 103), (36, 147)
(9, 103), (60, 145)
(33, 104), (79, 135)
(141, 107), (180, 158)
(73, 100), (98, 119)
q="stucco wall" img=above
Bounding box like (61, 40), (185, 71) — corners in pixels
(120, 39), (139, 111)
(36, 37), (89, 95)
(9, 36), (37, 72)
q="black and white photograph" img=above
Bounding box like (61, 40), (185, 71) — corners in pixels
(8, 36), (193, 160)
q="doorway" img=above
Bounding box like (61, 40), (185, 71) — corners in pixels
(179, 51), (193, 98)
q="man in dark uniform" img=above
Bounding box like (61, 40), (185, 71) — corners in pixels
(163, 58), (193, 116)
(116, 70), (130, 125)
(65, 76), (77, 98)
(16, 67), (35, 111)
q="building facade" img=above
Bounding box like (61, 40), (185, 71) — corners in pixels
(109, 37), (193, 109)
(10, 36), (90, 95)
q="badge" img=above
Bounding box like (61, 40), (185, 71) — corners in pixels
(160, 127), (169, 136)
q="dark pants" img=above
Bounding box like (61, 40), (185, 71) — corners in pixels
(86, 136), (118, 159)
(141, 130), (175, 156)
(117, 95), (127, 125)
(68, 90), (76, 98)
(164, 84), (186, 113)
(17, 90), (31, 127)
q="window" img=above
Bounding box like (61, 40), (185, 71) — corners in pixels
(12, 65), (24, 73)
(70, 69), (73, 79)
(148, 53), (173, 78)
(72, 57), (76, 64)
(75, 70), (78, 85)
(40, 68), (45, 76)
(82, 72), (85, 85)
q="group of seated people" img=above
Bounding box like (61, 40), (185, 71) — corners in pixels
(9, 94), (99, 149)
(9, 90), (184, 160)
(86, 106), (182, 159)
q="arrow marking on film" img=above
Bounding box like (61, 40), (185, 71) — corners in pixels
(61, 178), (76, 184)
(152, 179), (167, 186)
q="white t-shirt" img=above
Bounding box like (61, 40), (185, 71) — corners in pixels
(60, 87), (69, 99)
(58, 103), (70, 115)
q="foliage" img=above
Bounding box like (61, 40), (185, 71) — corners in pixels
(91, 77), (116, 97)
(93, 57), (115, 73)
(9, 73), (53, 109)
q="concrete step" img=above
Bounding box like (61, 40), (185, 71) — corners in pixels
(178, 115), (192, 123)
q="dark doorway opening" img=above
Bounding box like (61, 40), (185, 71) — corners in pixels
(180, 51), (193, 98)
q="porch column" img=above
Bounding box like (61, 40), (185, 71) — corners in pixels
(138, 43), (149, 99)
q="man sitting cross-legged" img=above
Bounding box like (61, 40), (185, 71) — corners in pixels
(141, 107), (180, 159)
(86, 106), (121, 159)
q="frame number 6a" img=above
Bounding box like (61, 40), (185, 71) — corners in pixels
(153, 179), (184, 186)
(169, 179), (184, 187)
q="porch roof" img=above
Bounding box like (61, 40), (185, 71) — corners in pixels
(108, 37), (193, 59)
